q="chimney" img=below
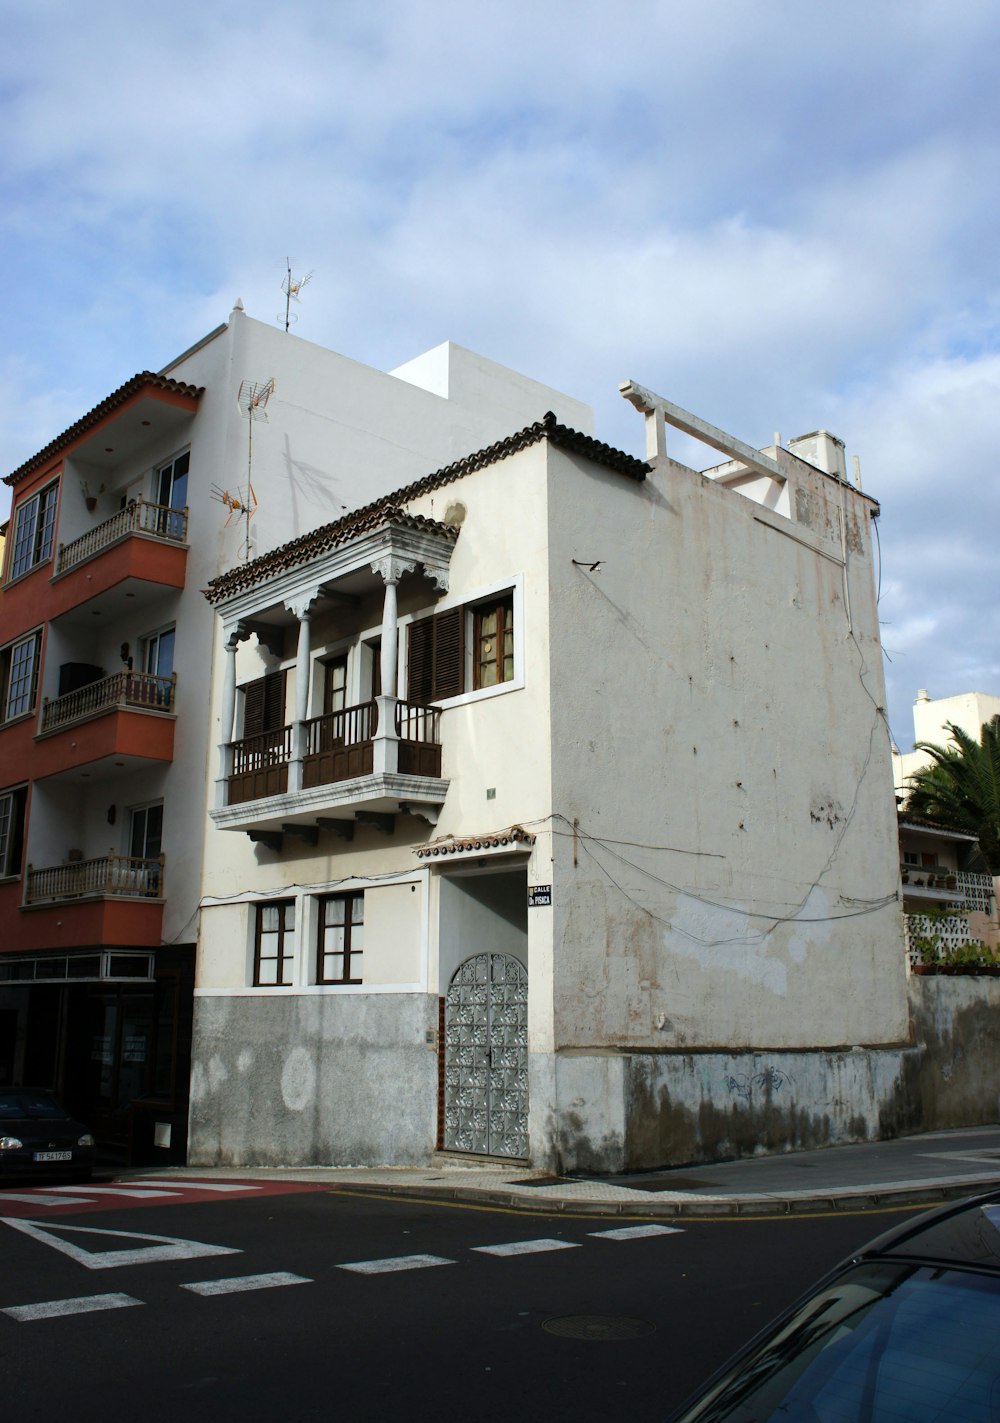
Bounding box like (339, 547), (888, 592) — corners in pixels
(787, 430), (847, 480)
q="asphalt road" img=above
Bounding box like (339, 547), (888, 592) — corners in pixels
(1, 1181), (918, 1422)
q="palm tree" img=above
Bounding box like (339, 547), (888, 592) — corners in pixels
(904, 715), (1000, 874)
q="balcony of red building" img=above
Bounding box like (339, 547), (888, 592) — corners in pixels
(33, 669), (177, 780)
(13, 852), (166, 952)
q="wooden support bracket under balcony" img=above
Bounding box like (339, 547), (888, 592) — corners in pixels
(317, 818), (355, 841)
(283, 822), (319, 846)
(247, 830), (283, 851)
(399, 802), (441, 825)
(356, 811), (395, 835)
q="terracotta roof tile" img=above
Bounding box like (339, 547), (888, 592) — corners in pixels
(5, 372), (204, 487)
(415, 825), (536, 858)
(205, 412), (649, 605)
(205, 507), (458, 604)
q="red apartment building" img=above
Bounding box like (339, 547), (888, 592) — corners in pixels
(0, 373), (200, 1163)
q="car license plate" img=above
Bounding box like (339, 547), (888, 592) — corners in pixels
(33, 1150), (72, 1162)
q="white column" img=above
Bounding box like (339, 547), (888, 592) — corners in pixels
(285, 598), (314, 793)
(370, 554), (416, 775)
(380, 576), (399, 699)
(216, 623), (248, 807)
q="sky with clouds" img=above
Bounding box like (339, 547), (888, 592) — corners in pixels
(2, 0), (998, 745)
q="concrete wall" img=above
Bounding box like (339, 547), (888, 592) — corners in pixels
(188, 991), (438, 1166)
(894, 975), (1000, 1133)
(534, 438), (909, 1169)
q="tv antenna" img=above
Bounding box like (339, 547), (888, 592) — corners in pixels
(280, 259), (313, 332)
(211, 377), (274, 562)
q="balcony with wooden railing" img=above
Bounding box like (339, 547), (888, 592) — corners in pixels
(228, 724), (295, 805)
(26, 853), (165, 904)
(215, 697), (447, 839)
(41, 670), (176, 733)
(57, 499), (188, 576)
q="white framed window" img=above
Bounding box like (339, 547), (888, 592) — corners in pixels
(404, 577), (523, 708)
(7, 482), (58, 582)
(155, 451), (189, 540)
(1, 630), (42, 723)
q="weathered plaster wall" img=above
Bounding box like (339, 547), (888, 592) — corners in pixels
(544, 443), (907, 1059)
(891, 977), (1000, 1133)
(188, 992), (438, 1165)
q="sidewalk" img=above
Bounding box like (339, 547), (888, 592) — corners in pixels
(127, 1124), (1000, 1218)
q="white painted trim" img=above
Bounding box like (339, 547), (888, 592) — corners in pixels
(195, 982), (427, 997)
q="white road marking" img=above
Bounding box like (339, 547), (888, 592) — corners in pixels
(337, 1254), (455, 1275)
(0, 1193), (93, 1206)
(181, 1272), (311, 1296)
(588, 1224), (684, 1241)
(472, 1238), (580, 1257)
(46, 1186), (179, 1198)
(120, 1181), (263, 1192)
(1, 1217), (241, 1270)
(3, 1293), (142, 1322)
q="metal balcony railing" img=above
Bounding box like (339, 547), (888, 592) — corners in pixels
(25, 853), (165, 904)
(41, 671), (176, 732)
(57, 499), (188, 575)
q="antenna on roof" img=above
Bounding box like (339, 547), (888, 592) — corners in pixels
(212, 377), (275, 562)
(280, 259), (313, 332)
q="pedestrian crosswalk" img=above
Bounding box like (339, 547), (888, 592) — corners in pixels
(1, 1221), (686, 1320)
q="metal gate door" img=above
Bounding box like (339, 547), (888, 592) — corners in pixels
(443, 953), (528, 1158)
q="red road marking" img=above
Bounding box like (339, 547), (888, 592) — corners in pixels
(0, 1180), (330, 1218)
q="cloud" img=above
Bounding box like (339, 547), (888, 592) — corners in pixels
(2, 0), (999, 740)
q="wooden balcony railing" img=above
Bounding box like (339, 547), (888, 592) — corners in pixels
(228, 725), (293, 804)
(302, 701), (377, 788)
(57, 499), (189, 575)
(395, 699), (442, 777)
(41, 671), (176, 733)
(226, 699), (445, 804)
(26, 853), (165, 904)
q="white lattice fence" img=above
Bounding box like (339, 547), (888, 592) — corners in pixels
(905, 912), (973, 965)
(957, 871), (995, 916)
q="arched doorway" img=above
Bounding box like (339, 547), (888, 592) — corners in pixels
(443, 953), (528, 1158)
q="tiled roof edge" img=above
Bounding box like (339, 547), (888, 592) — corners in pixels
(4, 372), (204, 487)
(204, 508), (459, 605)
(205, 413), (649, 604)
(415, 825), (536, 858)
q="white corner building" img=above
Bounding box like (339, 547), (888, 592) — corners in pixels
(191, 381), (911, 1172)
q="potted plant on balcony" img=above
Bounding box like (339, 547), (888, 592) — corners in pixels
(80, 480), (105, 512)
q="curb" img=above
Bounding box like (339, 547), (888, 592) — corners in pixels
(323, 1176), (989, 1219)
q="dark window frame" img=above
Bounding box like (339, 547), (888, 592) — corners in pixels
(316, 892), (364, 985)
(0, 784), (28, 880)
(253, 900), (296, 987)
(472, 593), (514, 691)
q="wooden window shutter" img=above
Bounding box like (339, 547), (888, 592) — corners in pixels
(432, 608), (464, 700)
(243, 670), (286, 736)
(408, 618), (434, 704)
(408, 609), (464, 703)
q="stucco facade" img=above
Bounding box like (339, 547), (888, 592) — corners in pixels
(191, 393), (914, 1172)
(0, 306), (589, 1158)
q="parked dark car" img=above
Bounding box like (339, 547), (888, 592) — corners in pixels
(0, 1089), (95, 1182)
(667, 1191), (1000, 1422)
